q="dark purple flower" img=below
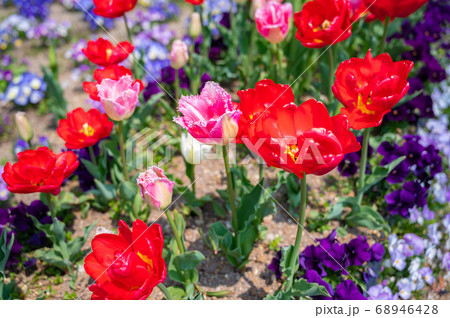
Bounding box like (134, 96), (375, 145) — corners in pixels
(400, 139), (425, 167)
(268, 249), (282, 279)
(418, 56), (446, 83)
(346, 236), (371, 267)
(143, 81), (162, 102)
(299, 244), (327, 277)
(370, 243), (385, 262)
(303, 270), (334, 300)
(0, 208), (10, 228)
(385, 188), (415, 217)
(386, 161), (410, 184)
(385, 105), (410, 122)
(378, 141), (404, 166)
(334, 280), (366, 300)
(338, 152), (359, 177)
(23, 257), (37, 268)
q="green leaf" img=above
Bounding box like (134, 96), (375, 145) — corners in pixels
(0, 230), (14, 276)
(173, 251), (205, 271)
(360, 156), (406, 195)
(345, 206), (390, 232)
(167, 286), (186, 300)
(280, 245), (298, 279)
(94, 179), (116, 202)
(119, 181), (138, 201)
(291, 278), (331, 298)
(327, 197), (360, 220)
(81, 158), (104, 182)
(212, 201), (226, 217)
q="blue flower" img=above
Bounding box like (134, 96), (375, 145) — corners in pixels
(367, 285), (398, 300)
(4, 72), (47, 106)
(396, 278), (413, 300)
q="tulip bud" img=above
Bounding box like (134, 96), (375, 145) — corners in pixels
(15, 112), (33, 142)
(189, 12), (202, 39)
(170, 40), (189, 70)
(221, 113), (240, 145)
(181, 132), (212, 164)
(137, 166), (175, 210)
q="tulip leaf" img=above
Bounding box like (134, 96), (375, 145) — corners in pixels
(344, 206), (390, 232)
(119, 181), (138, 201)
(360, 156), (406, 195)
(173, 251), (205, 271)
(279, 245), (298, 279)
(94, 179), (116, 202)
(327, 197), (360, 220)
(291, 278), (331, 298)
(0, 230), (14, 278)
(81, 158), (104, 182)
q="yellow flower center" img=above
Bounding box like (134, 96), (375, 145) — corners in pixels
(137, 252), (154, 270)
(356, 93), (375, 115)
(105, 48), (113, 61)
(80, 123), (95, 137)
(314, 20), (331, 32)
(285, 144), (299, 162)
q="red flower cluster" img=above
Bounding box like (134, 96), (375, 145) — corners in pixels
(57, 108), (114, 149)
(294, 0), (352, 48)
(237, 80), (360, 179)
(82, 38), (134, 67)
(363, 0), (429, 20)
(1, 147), (79, 195)
(332, 50), (413, 130)
(92, 0), (138, 18)
(84, 220), (166, 300)
(83, 65), (144, 101)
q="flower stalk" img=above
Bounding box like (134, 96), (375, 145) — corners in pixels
(357, 128), (371, 204)
(222, 145), (238, 232)
(285, 173), (307, 291)
(157, 283), (174, 300)
(117, 121), (129, 181)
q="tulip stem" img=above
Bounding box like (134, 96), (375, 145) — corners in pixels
(285, 173), (307, 291)
(45, 193), (56, 219)
(276, 44), (284, 82)
(327, 46), (334, 104)
(222, 145), (238, 232)
(88, 146), (97, 166)
(157, 283), (174, 300)
(259, 163), (264, 182)
(117, 121), (129, 182)
(165, 210), (186, 254)
(357, 128), (371, 204)
(123, 14), (133, 45)
(174, 70), (180, 102)
(378, 17), (390, 54)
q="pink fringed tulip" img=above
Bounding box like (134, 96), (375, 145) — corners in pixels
(255, 1), (292, 44)
(170, 40), (189, 70)
(137, 166), (175, 210)
(97, 75), (140, 121)
(174, 82), (241, 145)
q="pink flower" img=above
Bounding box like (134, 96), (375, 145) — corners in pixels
(170, 40), (189, 70)
(255, 1), (292, 44)
(137, 166), (175, 210)
(174, 82), (241, 145)
(97, 75), (140, 121)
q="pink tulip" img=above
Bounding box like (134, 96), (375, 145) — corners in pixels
(255, 1), (292, 44)
(137, 166), (175, 210)
(170, 40), (189, 70)
(174, 82), (241, 145)
(97, 75), (140, 121)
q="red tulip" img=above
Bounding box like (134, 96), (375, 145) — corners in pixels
(83, 65), (144, 101)
(92, 0), (138, 18)
(82, 38), (134, 67)
(57, 108), (114, 149)
(332, 50), (414, 130)
(363, 0), (428, 20)
(185, 0), (204, 5)
(1, 147), (79, 195)
(349, 0), (376, 22)
(294, 0), (352, 48)
(237, 80), (360, 179)
(84, 220), (166, 300)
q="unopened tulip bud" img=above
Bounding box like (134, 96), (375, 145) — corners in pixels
(221, 113), (240, 145)
(137, 166), (175, 210)
(15, 112), (33, 142)
(181, 132), (212, 164)
(189, 12), (202, 39)
(170, 40), (189, 70)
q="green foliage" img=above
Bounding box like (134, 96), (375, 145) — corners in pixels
(265, 278), (331, 300)
(41, 66), (67, 121)
(209, 169), (276, 267)
(0, 230), (15, 299)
